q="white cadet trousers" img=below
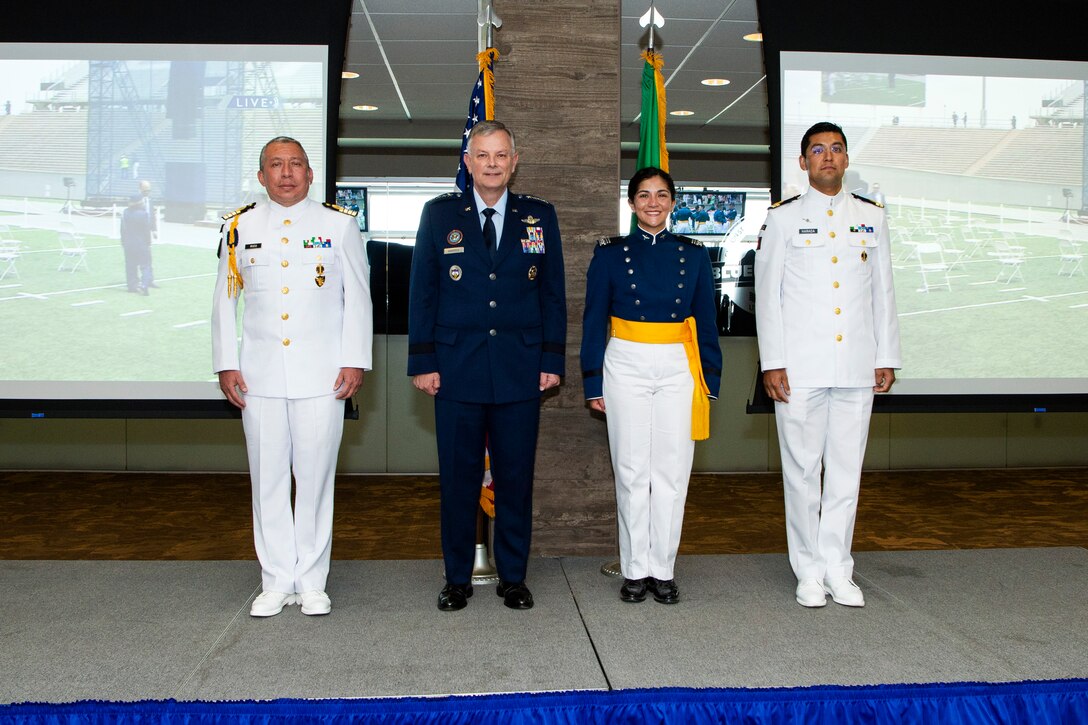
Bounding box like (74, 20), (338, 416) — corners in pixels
(603, 337), (695, 580)
(774, 386), (874, 582)
(241, 393), (344, 594)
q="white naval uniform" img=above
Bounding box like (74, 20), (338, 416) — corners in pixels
(754, 188), (900, 582)
(211, 197), (373, 594)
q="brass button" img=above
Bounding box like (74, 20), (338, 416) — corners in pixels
(831, 256), (838, 263)
(283, 219), (292, 226)
(833, 281), (840, 289)
(249, 257), (255, 263)
(283, 338), (291, 346)
(282, 286), (289, 294)
(861, 240), (867, 246)
(281, 313), (289, 320)
(829, 231), (836, 238)
(834, 307), (841, 315)
(281, 260), (289, 268)
(836, 334), (843, 342)
(827, 210), (834, 217)
(805, 239), (811, 245)
(281, 237), (289, 244)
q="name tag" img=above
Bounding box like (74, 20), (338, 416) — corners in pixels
(444, 247), (465, 254)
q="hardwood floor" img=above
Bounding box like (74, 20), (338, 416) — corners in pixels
(2, 468), (1086, 560)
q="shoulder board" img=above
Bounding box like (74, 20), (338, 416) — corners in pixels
(517, 193), (554, 207)
(430, 191), (462, 204)
(221, 202), (256, 221)
(768, 195), (800, 210)
(852, 193), (884, 208)
(676, 234), (704, 248)
(323, 202), (358, 217)
(596, 235), (625, 247)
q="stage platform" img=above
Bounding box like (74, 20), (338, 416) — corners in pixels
(2, 548), (1087, 704)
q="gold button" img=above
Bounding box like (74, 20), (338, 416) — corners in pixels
(249, 257), (255, 263)
(805, 239), (811, 245)
(827, 210), (834, 217)
(281, 237), (289, 244)
(283, 219), (292, 226)
(831, 256), (838, 263)
(836, 334), (843, 342)
(282, 286), (289, 294)
(281, 313), (289, 320)
(281, 260), (289, 268)
(834, 307), (841, 315)
(861, 240), (867, 246)
(833, 281), (840, 289)
(829, 231), (836, 238)
(283, 338), (291, 346)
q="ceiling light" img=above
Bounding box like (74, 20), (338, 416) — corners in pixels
(670, 110), (694, 116)
(701, 78), (730, 87)
(341, 71), (360, 79)
(743, 32), (763, 42)
(352, 105), (378, 111)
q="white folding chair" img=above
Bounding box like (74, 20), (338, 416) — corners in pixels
(1058, 238), (1083, 276)
(916, 242), (951, 292)
(989, 239), (1025, 284)
(58, 229), (88, 272)
(0, 240), (19, 280)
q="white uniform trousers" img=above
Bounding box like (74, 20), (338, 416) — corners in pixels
(774, 386), (874, 582)
(603, 337), (695, 581)
(241, 393), (344, 594)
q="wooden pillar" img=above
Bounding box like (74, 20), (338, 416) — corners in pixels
(492, 1), (620, 556)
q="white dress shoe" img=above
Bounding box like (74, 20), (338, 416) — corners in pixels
(795, 578), (827, 607)
(250, 591), (297, 617)
(824, 577), (865, 607)
(299, 590), (332, 616)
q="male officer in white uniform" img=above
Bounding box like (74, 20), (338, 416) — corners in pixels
(755, 122), (900, 609)
(212, 136), (373, 617)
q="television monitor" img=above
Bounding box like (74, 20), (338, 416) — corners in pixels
(334, 184), (368, 234)
(668, 189), (747, 237)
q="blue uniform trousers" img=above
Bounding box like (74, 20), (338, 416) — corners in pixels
(435, 396), (539, 586)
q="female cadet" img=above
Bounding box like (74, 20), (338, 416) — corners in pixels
(580, 167), (722, 604)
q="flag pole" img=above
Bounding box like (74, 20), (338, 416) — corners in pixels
(471, 0), (503, 586)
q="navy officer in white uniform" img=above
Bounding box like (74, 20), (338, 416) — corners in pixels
(408, 120), (566, 612)
(212, 136), (373, 617)
(755, 121), (900, 609)
(581, 166), (721, 605)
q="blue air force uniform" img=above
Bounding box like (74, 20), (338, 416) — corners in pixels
(408, 190), (566, 586)
(580, 227), (721, 581)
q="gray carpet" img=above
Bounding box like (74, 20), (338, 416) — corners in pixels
(2, 549), (1086, 703)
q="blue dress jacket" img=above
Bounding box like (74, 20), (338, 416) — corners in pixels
(408, 190), (567, 404)
(581, 227), (722, 400)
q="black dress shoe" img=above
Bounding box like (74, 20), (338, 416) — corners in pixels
(496, 580), (534, 610)
(437, 582), (473, 611)
(620, 577), (648, 603)
(647, 577), (680, 604)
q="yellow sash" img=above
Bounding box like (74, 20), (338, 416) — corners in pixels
(610, 316), (710, 441)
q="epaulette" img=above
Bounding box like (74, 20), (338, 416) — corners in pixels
(518, 193), (554, 207)
(853, 193), (884, 209)
(323, 201), (358, 217)
(221, 202), (256, 221)
(768, 195), (800, 210)
(596, 235), (625, 247)
(430, 191), (462, 203)
(676, 234), (704, 248)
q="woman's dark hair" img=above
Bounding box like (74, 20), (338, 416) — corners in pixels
(627, 166), (675, 202)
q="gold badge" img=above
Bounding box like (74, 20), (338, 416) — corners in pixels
(315, 264), (326, 287)
(528, 265), (538, 280)
(522, 215), (540, 225)
(449, 265), (462, 281)
(860, 251), (868, 262)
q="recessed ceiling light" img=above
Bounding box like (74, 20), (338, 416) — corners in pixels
(670, 110), (694, 116)
(701, 78), (730, 87)
(743, 32), (763, 42)
(352, 105), (378, 111)
(341, 71), (360, 79)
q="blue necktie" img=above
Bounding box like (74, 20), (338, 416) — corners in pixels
(482, 208), (497, 261)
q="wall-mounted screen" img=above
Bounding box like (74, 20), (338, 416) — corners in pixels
(779, 51), (1088, 399)
(0, 42), (329, 405)
(334, 184), (368, 233)
(668, 189), (746, 236)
